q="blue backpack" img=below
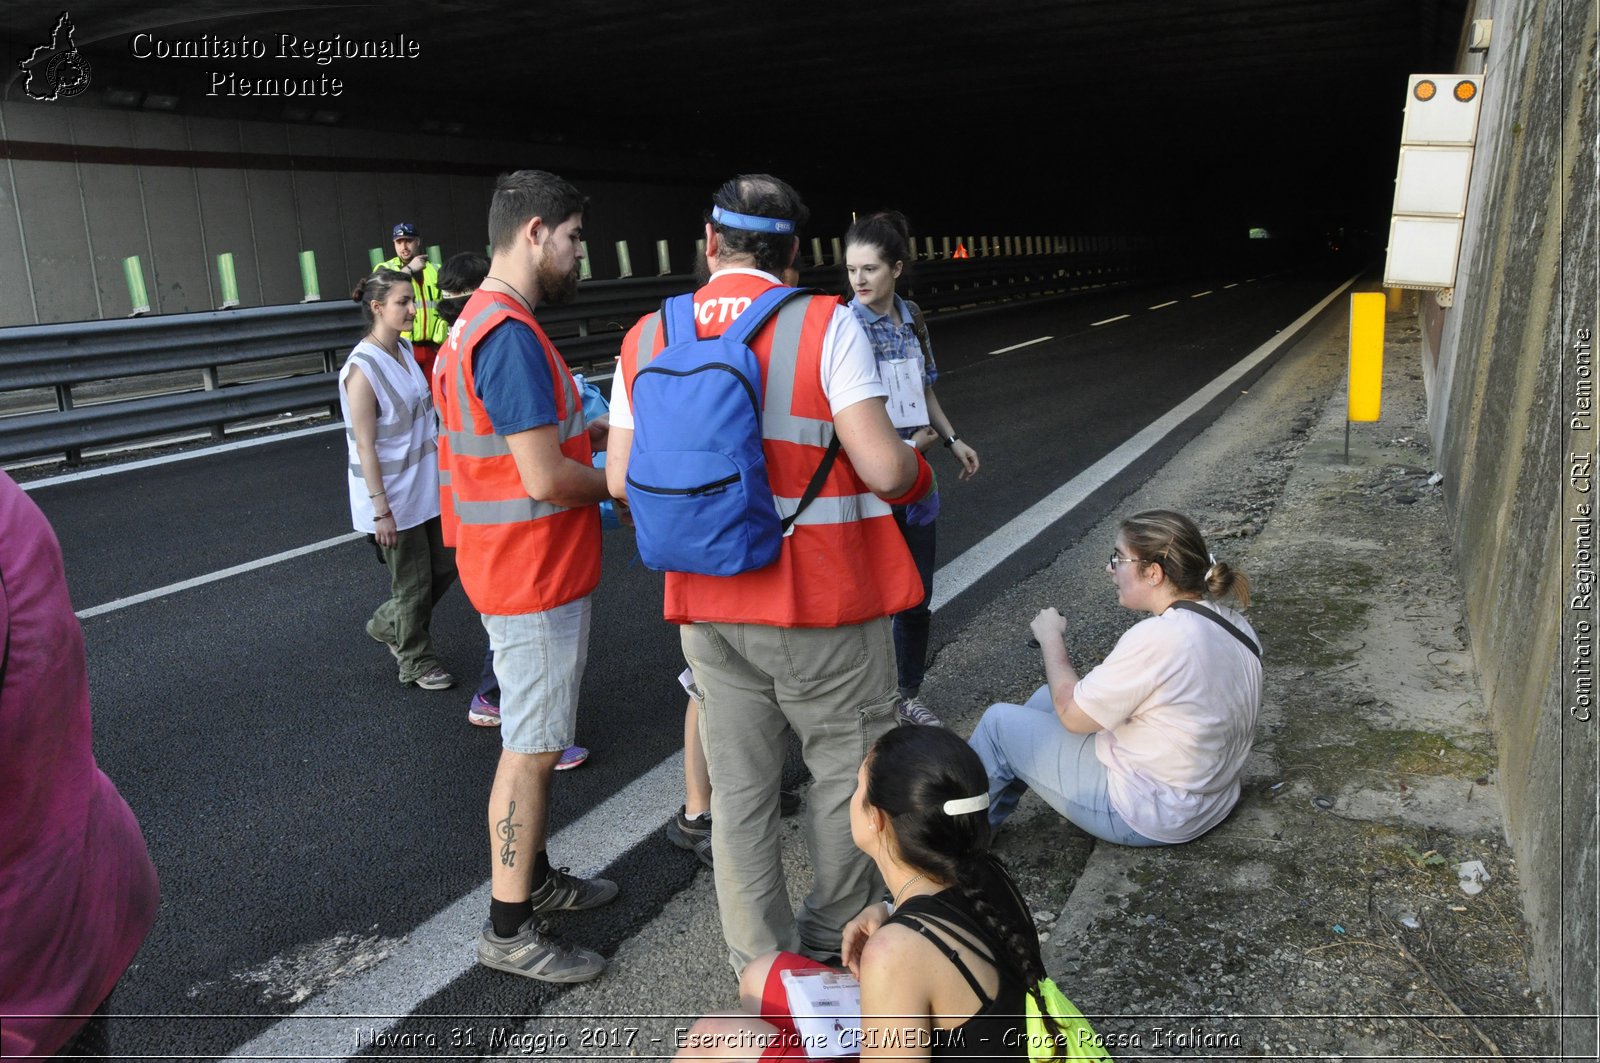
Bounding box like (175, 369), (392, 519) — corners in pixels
(626, 286), (840, 576)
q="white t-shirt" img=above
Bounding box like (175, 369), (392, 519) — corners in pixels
(607, 269), (885, 427)
(1073, 602), (1263, 843)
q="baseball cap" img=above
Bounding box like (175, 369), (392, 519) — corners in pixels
(392, 222), (417, 238)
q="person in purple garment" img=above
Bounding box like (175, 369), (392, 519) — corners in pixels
(0, 470), (159, 1057)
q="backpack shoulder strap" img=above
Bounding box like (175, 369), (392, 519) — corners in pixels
(779, 434), (840, 533)
(660, 294), (698, 347)
(1167, 600), (1261, 657)
(722, 285), (818, 346)
(904, 298), (932, 360)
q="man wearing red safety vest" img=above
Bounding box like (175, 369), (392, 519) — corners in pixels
(434, 170), (615, 984)
(607, 174), (933, 973)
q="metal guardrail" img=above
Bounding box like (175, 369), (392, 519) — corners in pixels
(0, 250), (1138, 464)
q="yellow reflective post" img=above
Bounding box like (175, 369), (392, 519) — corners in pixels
(1385, 286), (1403, 311)
(1347, 292), (1385, 461)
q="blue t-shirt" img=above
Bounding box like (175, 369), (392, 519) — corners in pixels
(472, 320), (558, 435)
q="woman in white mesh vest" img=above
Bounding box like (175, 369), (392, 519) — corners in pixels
(339, 268), (457, 691)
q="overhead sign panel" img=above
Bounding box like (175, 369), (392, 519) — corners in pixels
(1386, 217), (1466, 289)
(1392, 146), (1475, 217)
(1385, 73), (1485, 292)
(1401, 75), (1483, 145)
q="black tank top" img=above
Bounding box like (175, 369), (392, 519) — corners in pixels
(883, 889), (1030, 1059)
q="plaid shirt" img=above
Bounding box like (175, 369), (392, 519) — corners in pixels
(849, 294), (939, 438)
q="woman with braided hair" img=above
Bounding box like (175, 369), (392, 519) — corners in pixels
(675, 725), (1068, 1060)
(970, 509), (1262, 846)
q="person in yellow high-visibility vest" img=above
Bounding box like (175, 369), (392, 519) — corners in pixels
(381, 221), (450, 378)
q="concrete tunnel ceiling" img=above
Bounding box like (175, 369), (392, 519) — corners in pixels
(4, 0), (1469, 238)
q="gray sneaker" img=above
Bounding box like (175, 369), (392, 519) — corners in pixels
(897, 695), (944, 727)
(667, 807), (714, 868)
(412, 666), (456, 690)
(528, 867), (619, 914)
(477, 918), (605, 983)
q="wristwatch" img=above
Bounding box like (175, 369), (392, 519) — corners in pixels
(942, 434), (960, 448)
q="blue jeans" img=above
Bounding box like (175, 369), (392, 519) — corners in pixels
(969, 685), (1162, 846)
(892, 509), (936, 696)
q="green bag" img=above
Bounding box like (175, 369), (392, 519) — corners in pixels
(1024, 976), (1114, 1062)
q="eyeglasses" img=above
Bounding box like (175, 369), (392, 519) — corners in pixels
(1108, 551), (1146, 568)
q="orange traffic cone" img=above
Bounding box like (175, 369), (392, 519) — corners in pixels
(952, 242), (969, 259)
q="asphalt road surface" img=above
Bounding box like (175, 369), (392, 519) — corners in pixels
(20, 263), (1354, 1059)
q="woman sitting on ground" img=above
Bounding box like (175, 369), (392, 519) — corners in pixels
(675, 725), (1063, 1060)
(970, 509), (1262, 846)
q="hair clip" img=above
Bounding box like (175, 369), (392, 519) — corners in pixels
(942, 794), (990, 816)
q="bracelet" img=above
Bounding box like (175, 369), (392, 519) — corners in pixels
(942, 434), (960, 448)
(373, 511), (393, 521)
(369, 489), (386, 498)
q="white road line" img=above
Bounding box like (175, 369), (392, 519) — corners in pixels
(74, 533), (365, 620)
(21, 423), (347, 491)
(930, 274), (1357, 612)
(1147, 300), (1178, 310)
(987, 336), (1052, 354)
(1191, 290), (1213, 298)
(215, 276), (1353, 1057)
(227, 757), (686, 1060)
(1224, 283), (1239, 289)
(1090, 315), (1130, 327)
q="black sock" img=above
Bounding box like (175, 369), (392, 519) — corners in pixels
(532, 849), (551, 889)
(489, 898), (533, 938)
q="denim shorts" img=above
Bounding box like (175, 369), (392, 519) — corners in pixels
(481, 596), (591, 754)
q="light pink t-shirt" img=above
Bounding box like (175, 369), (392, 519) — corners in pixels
(1073, 602), (1262, 843)
(0, 472), (159, 1056)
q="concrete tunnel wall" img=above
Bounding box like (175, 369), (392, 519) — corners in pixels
(1423, 0), (1596, 1048)
(0, 97), (715, 326)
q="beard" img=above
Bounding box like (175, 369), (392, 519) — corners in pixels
(536, 256), (580, 306)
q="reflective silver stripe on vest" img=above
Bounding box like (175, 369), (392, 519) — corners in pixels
(454, 496), (568, 523)
(448, 428), (514, 458)
(760, 299), (834, 447)
(347, 350), (416, 439)
(448, 299), (584, 527)
(773, 491), (889, 525)
(348, 436), (436, 477)
(632, 312), (663, 371)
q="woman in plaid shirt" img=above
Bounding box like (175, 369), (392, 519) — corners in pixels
(845, 212), (981, 729)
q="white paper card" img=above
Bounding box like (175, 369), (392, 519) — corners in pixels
(780, 967), (862, 1057)
(881, 356), (927, 429)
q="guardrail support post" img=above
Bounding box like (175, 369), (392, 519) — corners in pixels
(199, 363), (225, 440)
(579, 242), (592, 281)
(830, 237), (843, 266)
(427, 245), (442, 267)
(656, 239), (672, 276)
(810, 238), (824, 267)
(216, 253), (241, 309)
(368, 247), (384, 270)
(298, 251), (321, 302)
(123, 256), (151, 317)
(615, 240), (633, 279)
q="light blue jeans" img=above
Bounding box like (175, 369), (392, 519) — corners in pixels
(481, 596), (590, 754)
(969, 685), (1162, 846)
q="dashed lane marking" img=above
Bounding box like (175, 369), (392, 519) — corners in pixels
(930, 274), (1358, 612)
(20, 423), (346, 490)
(987, 336), (1052, 354)
(75, 533), (365, 619)
(1147, 300), (1179, 310)
(1191, 290), (1214, 298)
(1090, 315), (1130, 327)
